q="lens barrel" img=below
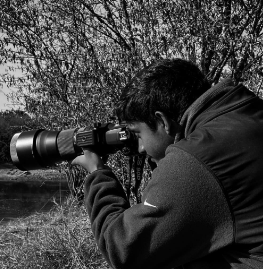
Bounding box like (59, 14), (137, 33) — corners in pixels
(10, 129), (81, 171)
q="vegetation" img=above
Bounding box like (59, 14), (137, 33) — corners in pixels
(0, 0), (263, 268)
(0, 196), (110, 269)
(0, 0), (263, 129)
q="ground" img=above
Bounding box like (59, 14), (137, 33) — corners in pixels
(0, 162), (66, 181)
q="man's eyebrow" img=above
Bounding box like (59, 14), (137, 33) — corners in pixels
(126, 124), (134, 130)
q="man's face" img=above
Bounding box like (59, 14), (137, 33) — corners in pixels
(127, 121), (175, 164)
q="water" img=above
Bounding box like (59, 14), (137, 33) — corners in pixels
(0, 180), (70, 224)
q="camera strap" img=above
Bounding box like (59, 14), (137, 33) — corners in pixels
(123, 156), (133, 201)
(123, 155), (146, 204)
(132, 155), (146, 203)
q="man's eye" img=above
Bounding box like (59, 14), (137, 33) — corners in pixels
(132, 132), (139, 138)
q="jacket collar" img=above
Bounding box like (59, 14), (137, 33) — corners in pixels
(175, 78), (235, 142)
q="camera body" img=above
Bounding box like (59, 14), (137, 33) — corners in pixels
(10, 122), (138, 171)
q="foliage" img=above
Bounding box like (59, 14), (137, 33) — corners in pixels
(0, 196), (110, 269)
(0, 109), (38, 163)
(0, 0), (263, 129)
(1, 0), (263, 207)
(0, 2), (262, 266)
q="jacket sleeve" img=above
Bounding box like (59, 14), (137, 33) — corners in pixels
(83, 146), (234, 269)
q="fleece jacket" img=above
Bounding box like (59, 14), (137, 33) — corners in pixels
(83, 79), (263, 269)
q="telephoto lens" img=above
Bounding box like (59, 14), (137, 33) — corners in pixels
(10, 128), (81, 171)
(10, 123), (138, 171)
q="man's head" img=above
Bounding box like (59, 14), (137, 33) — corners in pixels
(116, 58), (210, 129)
(116, 58), (210, 163)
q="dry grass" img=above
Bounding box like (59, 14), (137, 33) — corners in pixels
(0, 196), (110, 269)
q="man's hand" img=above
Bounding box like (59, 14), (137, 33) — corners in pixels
(71, 148), (107, 173)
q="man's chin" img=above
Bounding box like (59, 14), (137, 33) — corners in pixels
(148, 157), (158, 169)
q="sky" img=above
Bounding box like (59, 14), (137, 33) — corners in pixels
(0, 64), (9, 110)
(0, 64), (22, 111)
(0, 88), (9, 111)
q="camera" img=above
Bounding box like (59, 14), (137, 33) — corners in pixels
(10, 122), (138, 171)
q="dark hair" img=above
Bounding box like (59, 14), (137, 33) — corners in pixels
(115, 58), (210, 130)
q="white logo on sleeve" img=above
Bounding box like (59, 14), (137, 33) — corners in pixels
(144, 199), (158, 208)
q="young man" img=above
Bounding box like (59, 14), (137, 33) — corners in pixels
(72, 59), (263, 268)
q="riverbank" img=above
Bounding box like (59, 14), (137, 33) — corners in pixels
(0, 162), (70, 223)
(0, 162), (66, 182)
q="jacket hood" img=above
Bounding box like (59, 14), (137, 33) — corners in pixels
(175, 78), (256, 142)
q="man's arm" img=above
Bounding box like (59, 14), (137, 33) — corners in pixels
(83, 146), (234, 269)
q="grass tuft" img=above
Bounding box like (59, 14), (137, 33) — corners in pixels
(0, 196), (110, 269)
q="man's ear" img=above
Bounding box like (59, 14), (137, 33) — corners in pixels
(154, 111), (172, 134)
